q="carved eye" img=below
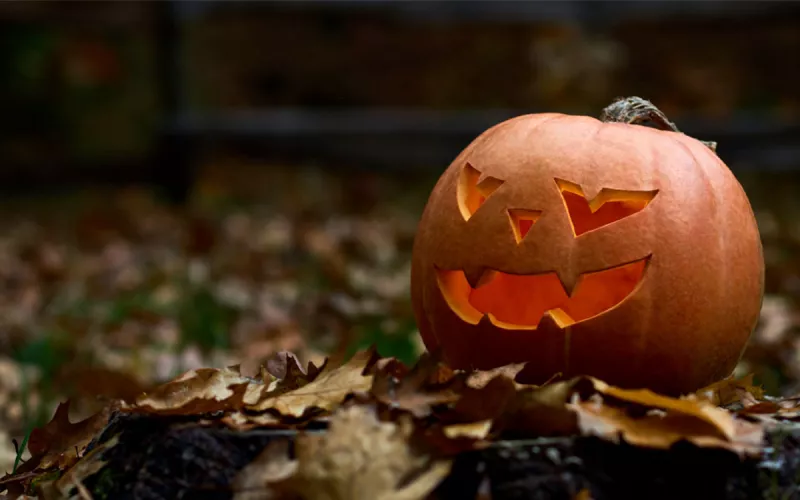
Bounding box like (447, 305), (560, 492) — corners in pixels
(555, 178), (658, 236)
(458, 162), (504, 221)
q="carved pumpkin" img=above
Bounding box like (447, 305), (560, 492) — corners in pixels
(410, 98), (764, 395)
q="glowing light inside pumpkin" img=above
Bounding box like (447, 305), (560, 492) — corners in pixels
(555, 179), (658, 236)
(458, 163), (505, 221)
(436, 257), (649, 329)
(507, 209), (542, 243)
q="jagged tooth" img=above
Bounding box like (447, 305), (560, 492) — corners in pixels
(554, 267), (580, 297)
(542, 309), (575, 329)
(538, 311), (566, 331)
(464, 267), (496, 289)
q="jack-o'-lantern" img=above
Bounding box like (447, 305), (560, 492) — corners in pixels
(410, 97), (764, 395)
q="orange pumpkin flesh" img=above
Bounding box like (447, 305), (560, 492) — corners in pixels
(411, 102), (765, 396)
(437, 256), (647, 329)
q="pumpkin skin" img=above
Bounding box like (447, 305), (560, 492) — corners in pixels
(410, 112), (765, 396)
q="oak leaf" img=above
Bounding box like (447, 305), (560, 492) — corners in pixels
(0, 401), (112, 496)
(27, 401), (112, 470)
(38, 434), (119, 500)
(371, 352), (460, 418)
(264, 350), (322, 391)
(247, 348), (377, 418)
(569, 394), (764, 456)
(128, 365), (254, 415)
(591, 379), (744, 442)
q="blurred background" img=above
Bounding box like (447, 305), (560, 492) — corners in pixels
(0, 0), (799, 469)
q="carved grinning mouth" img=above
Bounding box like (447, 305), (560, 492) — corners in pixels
(436, 256), (650, 329)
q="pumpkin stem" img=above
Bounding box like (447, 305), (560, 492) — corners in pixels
(600, 96), (718, 153)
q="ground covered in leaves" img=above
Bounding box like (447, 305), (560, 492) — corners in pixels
(1, 163), (800, 498)
(2, 347), (800, 499)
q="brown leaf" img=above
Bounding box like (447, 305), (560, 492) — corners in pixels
(270, 404), (452, 500)
(40, 434), (119, 499)
(0, 469), (44, 498)
(740, 394), (800, 420)
(739, 401), (782, 415)
(696, 373), (765, 407)
(569, 395), (764, 456)
(450, 375), (519, 425)
(1, 402), (112, 496)
(465, 363), (528, 390)
(128, 365), (254, 415)
(591, 379), (743, 442)
(247, 348), (378, 418)
(258, 352), (322, 397)
(492, 377), (594, 437)
(27, 401), (112, 469)
(371, 353), (460, 418)
(265, 351), (306, 381)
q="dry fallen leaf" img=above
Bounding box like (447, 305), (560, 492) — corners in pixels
(740, 393), (800, 420)
(264, 350), (322, 392)
(696, 373), (765, 407)
(491, 377), (593, 437)
(569, 393), (764, 456)
(371, 352), (460, 418)
(269, 404), (452, 500)
(465, 363), (528, 390)
(265, 351), (306, 380)
(247, 348), (378, 418)
(39, 434), (119, 500)
(450, 374), (519, 425)
(128, 365), (254, 415)
(0, 401), (112, 496)
(591, 379), (742, 442)
(27, 401), (112, 470)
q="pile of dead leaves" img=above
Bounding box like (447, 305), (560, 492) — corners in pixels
(2, 347), (800, 499)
